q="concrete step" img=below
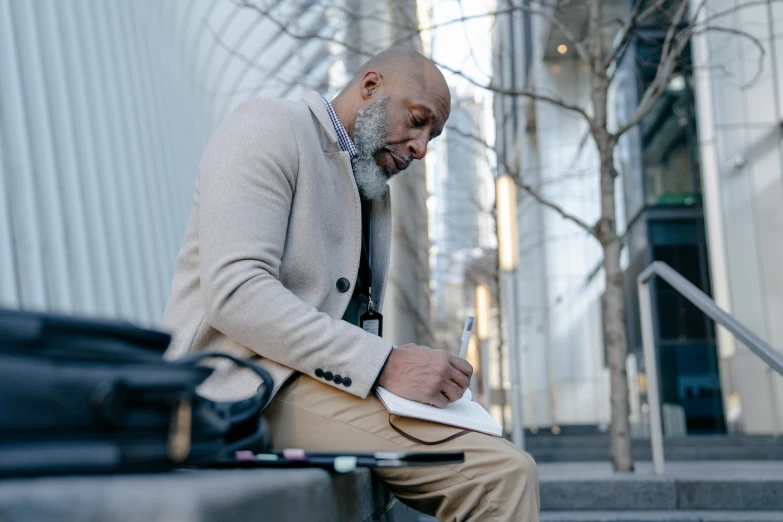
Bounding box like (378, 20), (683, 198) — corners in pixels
(527, 435), (783, 462)
(541, 511), (783, 522)
(526, 435), (783, 450)
(531, 446), (783, 463)
(541, 477), (783, 511)
(539, 462), (783, 512)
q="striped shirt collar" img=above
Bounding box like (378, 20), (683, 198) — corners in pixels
(322, 96), (357, 159)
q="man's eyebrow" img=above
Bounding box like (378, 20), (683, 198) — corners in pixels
(415, 104), (443, 138)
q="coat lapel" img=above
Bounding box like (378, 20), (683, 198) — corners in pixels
(302, 91), (340, 150)
(301, 91), (392, 313)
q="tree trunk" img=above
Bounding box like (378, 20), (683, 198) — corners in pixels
(587, 0), (633, 473)
(593, 130), (634, 473)
(595, 141), (633, 472)
(602, 226), (633, 472)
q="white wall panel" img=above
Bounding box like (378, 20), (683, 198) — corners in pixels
(492, 5), (611, 427)
(0, 0), (342, 327)
(692, 0), (783, 433)
(0, 0), (49, 311)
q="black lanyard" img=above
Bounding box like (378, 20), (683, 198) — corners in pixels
(359, 207), (374, 311)
(359, 206), (381, 336)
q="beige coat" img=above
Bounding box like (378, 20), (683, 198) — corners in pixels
(162, 91), (394, 401)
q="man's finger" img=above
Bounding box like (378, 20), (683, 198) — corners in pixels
(441, 381), (464, 403)
(448, 366), (470, 390)
(430, 392), (449, 408)
(449, 356), (473, 378)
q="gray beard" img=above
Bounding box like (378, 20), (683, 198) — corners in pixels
(352, 95), (392, 201)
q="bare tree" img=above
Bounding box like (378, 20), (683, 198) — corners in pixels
(218, 0), (771, 472)
(486, 0), (770, 472)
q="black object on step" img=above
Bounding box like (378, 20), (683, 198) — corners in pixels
(0, 308), (274, 476)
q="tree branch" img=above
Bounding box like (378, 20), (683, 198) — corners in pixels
(201, 21), (330, 94)
(439, 61), (593, 120)
(613, 0), (694, 138)
(235, 0), (594, 123)
(700, 0), (783, 25)
(693, 25), (766, 89)
(603, 0), (661, 70)
(614, 0), (775, 137)
(506, 0), (590, 65)
(446, 125), (599, 240)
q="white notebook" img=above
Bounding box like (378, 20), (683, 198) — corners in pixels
(375, 387), (503, 437)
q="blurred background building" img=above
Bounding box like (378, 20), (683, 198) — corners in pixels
(0, 0), (431, 348)
(427, 89), (499, 409)
(493, 0), (614, 432)
(494, 0), (783, 438)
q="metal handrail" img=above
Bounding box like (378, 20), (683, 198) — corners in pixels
(637, 261), (783, 474)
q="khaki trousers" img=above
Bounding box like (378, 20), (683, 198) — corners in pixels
(264, 375), (540, 522)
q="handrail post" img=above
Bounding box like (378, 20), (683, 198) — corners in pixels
(637, 261), (783, 473)
(638, 277), (665, 475)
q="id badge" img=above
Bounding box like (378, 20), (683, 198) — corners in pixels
(360, 309), (383, 337)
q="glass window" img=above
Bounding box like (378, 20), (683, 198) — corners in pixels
(641, 77), (701, 206)
(637, 0), (686, 27)
(635, 37), (701, 206)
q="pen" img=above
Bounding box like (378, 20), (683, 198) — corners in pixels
(458, 316), (474, 359)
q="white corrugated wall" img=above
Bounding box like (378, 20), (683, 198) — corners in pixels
(0, 0), (340, 327)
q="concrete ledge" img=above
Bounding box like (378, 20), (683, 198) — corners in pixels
(0, 468), (422, 522)
(541, 511), (783, 522)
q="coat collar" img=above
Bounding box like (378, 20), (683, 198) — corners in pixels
(302, 91), (340, 149)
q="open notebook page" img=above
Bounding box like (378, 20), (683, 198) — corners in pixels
(375, 387), (503, 437)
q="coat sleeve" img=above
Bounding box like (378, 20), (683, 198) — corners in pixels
(197, 98), (393, 399)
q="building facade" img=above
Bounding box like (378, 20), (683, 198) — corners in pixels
(426, 89), (502, 416)
(493, 0), (612, 430)
(688, 0), (783, 434)
(493, 0), (783, 435)
(429, 92), (494, 331)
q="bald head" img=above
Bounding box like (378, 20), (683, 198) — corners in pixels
(348, 47), (450, 122)
(354, 47), (449, 95)
(332, 47), (450, 156)
(329, 47), (451, 199)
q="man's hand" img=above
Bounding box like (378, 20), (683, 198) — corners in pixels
(377, 344), (473, 408)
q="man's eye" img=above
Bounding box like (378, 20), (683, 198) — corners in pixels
(411, 115), (423, 126)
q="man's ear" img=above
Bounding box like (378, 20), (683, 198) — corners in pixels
(360, 71), (381, 100)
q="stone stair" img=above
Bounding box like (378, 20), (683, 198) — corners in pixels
(539, 461), (783, 522)
(527, 434), (783, 463)
(541, 512), (783, 521)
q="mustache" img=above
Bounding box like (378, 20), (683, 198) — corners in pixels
(383, 145), (413, 170)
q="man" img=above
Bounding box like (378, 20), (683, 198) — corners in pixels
(163, 47), (539, 521)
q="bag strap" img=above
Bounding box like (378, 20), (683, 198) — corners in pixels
(171, 353), (277, 459)
(171, 352), (275, 416)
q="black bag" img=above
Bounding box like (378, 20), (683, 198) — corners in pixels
(0, 308), (274, 476)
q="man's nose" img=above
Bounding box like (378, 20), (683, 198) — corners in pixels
(406, 133), (429, 160)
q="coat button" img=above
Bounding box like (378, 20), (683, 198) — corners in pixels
(336, 278), (350, 292)
(323, 371), (334, 381)
(315, 368), (324, 378)
(333, 375), (343, 385)
(342, 377), (352, 387)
